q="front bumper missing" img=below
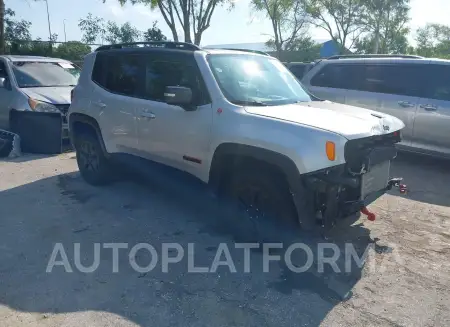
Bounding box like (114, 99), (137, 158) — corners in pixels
(345, 177), (406, 217)
(304, 157), (405, 229)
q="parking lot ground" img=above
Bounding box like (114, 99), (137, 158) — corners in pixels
(0, 152), (449, 327)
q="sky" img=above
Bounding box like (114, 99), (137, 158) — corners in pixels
(5, 0), (450, 47)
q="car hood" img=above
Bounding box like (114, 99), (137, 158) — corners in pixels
(20, 87), (72, 105)
(244, 101), (405, 140)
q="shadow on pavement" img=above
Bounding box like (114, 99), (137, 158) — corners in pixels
(389, 152), (450, 207)
(0, 157), (376, 326)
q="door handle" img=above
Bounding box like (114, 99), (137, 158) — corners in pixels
(420, 104), (437, 111)
(93, 101), (106, 109)
(398, 101), (415, 108)
(140, 112), (156, 119)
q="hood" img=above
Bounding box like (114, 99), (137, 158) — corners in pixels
(245, 101), (405, 140)
(20, 86), (72, 105)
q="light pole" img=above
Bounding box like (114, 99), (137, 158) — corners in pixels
(63, 19), (67, 43)
(44, 0), (52, 42)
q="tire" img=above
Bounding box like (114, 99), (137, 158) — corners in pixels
(74, 132), (113, 186)
(226, 165), (299, 228)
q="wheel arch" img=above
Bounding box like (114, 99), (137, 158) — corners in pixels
(209, 142), (301, 191)
(69, 113), (109, 157)
(209, 142), (315, 229)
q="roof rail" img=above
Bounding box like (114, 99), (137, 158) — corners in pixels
(205, 48), (270, 56)
(327, 54), (423, 60)
(95, 41), (201, 52)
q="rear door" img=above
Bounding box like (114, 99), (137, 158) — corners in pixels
(413, 63), (450, 155)
(90, 52), (141, 154)
(344, 63), (426, 146)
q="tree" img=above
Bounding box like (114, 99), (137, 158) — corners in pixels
(143, 21), (168, 41)
(360, 0), (410, 54)
(354, 32), (409, 54)
(104, 21), (141, 44)
(271, 35), (321, 61)
(103, 0), (231, 45)
(79, 14), (143, 45)
(79, 13), (106, 44)
(415, 24), (450, 58)
(5, 9), (31, 42)
(253, 0), (309, 59)
(304, 0), (366, 53)
(54, 41), (92, 61)
(4, 9), (32, 54)
(0, 0), (5, 53)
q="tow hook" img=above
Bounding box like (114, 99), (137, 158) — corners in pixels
(387, 177), (408, 194)
(361, 206), (376, 221)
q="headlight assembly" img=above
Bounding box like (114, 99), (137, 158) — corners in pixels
(28, 98), (60, 113)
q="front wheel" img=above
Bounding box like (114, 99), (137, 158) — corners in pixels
(74, 132), (114, 186)
(227, 167), (299, 228)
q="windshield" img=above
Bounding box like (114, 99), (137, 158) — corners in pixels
(207, 54), (311, 106)
(12, 61), (80, 88)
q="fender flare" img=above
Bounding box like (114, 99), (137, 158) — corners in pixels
(69, 113), (109, 157)
(209, 143), (313, 227)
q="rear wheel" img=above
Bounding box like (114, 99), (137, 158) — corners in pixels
(227, 166), (299, 227)
(74, 132), (114, 186)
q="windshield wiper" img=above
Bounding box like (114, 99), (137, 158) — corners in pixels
(232, 100), (268, 106)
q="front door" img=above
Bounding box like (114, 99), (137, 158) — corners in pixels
(136, 52), (213, 180)
(413, 64), (450, 156)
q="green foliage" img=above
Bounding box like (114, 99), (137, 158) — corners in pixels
(356, 0), (410, 54)
(5, 8), (31, 42)
(54, 41), (91, 60)
(104, 21), (141, 44)
(304, 0), (367, 52)
(415, 24), (450, 58)
(253, 0), (309, 58)
(79, 12), (167, 45)
(275, 36), (321, 62)
(143, 22), (168, 41)
(79, 13), (105, 44)
(103, 0), (230, 45)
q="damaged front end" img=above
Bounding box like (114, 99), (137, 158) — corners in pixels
(303, 131), (405, 229)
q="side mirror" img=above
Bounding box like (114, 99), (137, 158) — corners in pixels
(164, 86), (194, 110)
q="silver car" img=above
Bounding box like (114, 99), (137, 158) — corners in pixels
(0, 55), (81, 153)
(302, 54), (450, 158)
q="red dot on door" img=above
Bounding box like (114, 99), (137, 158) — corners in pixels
(217, 108), (223, 114)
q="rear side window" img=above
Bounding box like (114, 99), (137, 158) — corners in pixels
(92, 53), (145, 97)
(360, 64), (424, 97)
(311, 62), (425, 97)
(0, 61), (8, 78)
(104, 55), (144, 97)
(288, 64), (306, 79)
(91, 53), (106, 86)
(310, 64), (363, 90)
(424, 64), (450, 101)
